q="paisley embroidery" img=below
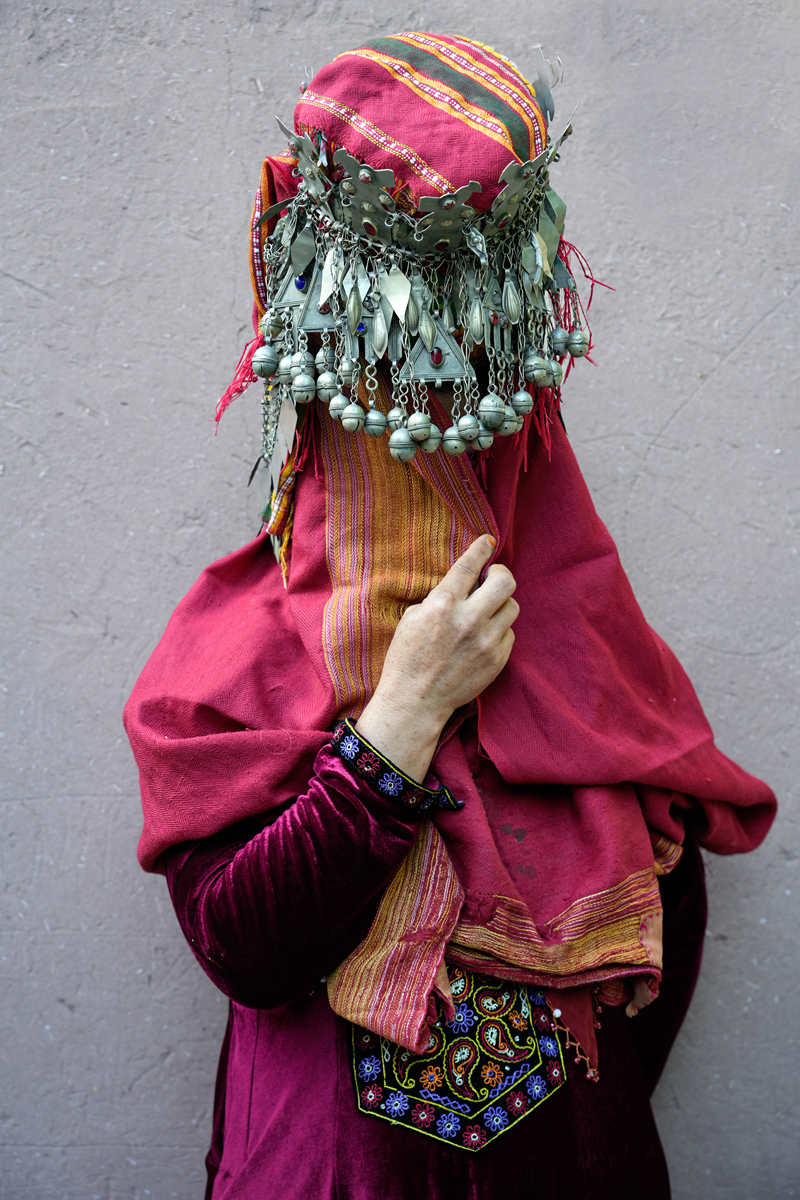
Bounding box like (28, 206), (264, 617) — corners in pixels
(351, 969), (566, 1151)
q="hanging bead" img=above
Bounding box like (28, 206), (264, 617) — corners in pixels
(568, 328), (590, 357)
(337, 357), (357, 386)
(315, 371), (339, 402)
(523, 354), (548, 387)
(347, 287), (363, 334)
(275, 355), (294, 385)
(511, 388), (533, 415)
(290, 350), (315, 379)
(405, 294), (419, 336)
(457, 413), (480, 442)
(386, 405), (405, 432)
(329, 394), (349, 421)
(407, 411), (432, 442)
(364, 409), (388, 438)
(315, 346), (336, 372)
(550, 326), (570, 355)
(421, 424), (442, 453)
(497, 404), (518, 436)
(388, 427), (417, 462)
(291, 372), (317, 404)
(477, 392), (505, 430)
(551, 360), (564, 387)
(341, 401), (366, 432)
(442, 426), (467, 456)
(252, 344), (279, 379)
(474, 422), (494, 451)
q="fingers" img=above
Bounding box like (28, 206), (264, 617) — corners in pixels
(433, 535), (496, 601)
(468, 562), (517, 620)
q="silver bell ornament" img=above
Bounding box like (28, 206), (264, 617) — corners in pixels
(291, 372), (317, 404)
(511, 388), (533, 416)
(478, 392), (505, 430)
(421, 423), (443, 453)
(550, 360), (564, 388)
(290, 350), (315, 379)
(338, 357), (357, 386)
(315, 371), (339, 402)
(474, 422), (495, 451)
(523, 354), (548, 387)
(406, 411), (432, 443)
(315, 346), (336, 372)
(364, 409), (388, 438)
(386, 406), (405, 433)
(275, 355), (294, 385)
(442, 425), (468, 456)
(550, 326), (570, 355)
(498, 404), (519, 436)
(457, 413), (481, 442)
(329, 393), (349, 421)
(389, 427), (418, 462)
(252, 344), (279, 379)
(341, 402), (366, 433)
(261, 308), (284, 339)
(568, 328), (590, 357)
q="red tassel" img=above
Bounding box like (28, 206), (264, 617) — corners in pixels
(215, 334), (264, 426)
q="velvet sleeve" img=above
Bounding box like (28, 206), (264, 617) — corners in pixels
(162, 744), (426, 1009)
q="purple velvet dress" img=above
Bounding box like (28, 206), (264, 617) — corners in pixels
(164, 745), (706, 1199)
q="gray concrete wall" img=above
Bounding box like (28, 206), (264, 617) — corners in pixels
(1, 1), (797, 1196)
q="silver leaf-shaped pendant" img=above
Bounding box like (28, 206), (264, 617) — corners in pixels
(502, 275), (522, 325)
(522, 238), (543, 286)
(418, 307), (436, 352)
(380, 266), (412, 322)
(371, 303), (389, 358)
(468, 296), (484, 345)
(405, 292), (419, 335)
(347, 286), (362, 334)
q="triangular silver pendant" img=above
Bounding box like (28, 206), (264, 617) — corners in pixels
(397, 316), (467, 386)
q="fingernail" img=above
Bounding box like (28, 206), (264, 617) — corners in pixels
(486, 535), (497, 548)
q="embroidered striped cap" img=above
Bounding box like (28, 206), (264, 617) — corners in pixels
(294, 33), (549, 213)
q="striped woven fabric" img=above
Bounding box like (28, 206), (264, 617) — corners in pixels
(295, 33), (548, 213)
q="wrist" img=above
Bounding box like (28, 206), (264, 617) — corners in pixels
(356, 691), (449, 784)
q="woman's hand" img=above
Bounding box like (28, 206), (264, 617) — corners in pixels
(355, 535), (518, 783)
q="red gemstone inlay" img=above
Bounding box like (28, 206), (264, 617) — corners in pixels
(430, 347), (443, 366)
(362, 219), (377, 237)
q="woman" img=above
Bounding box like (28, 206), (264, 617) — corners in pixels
(124, 34), (776, 1198)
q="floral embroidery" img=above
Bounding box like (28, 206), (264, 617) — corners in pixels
(361, 1085), (382, 1109)
(378, 771), (403, 796)
(411, 1102), (435, 1127)
(385, 1091), (410, 1118)
(436, 1112), (461, 1139)
(450, 1005), (476, 1034)
(480, 1061), (504, 1089)
(462, 1124), (487, 1149)
(546, 1060), (564, 1086)
(540, 1036), (558, 1058)
(329, 718), (464, 812)
(357, 1055), (381, 1082)
(339, 734), (360, 759)
(419, 1065), (444, 1089)
(356, 750), (380, 776)
(351, 969), (566, 1151)
(525, 1074), (548, 1101)
(530, 990), (546, 1006)
(484, 1105), (509, 1132)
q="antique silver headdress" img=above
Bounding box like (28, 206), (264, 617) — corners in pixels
(250, 111), (588, 488)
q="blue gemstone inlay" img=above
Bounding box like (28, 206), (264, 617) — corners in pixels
(294, 274), (306, 291)
(356, 322), (367, 334)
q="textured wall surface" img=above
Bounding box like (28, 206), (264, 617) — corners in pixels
(1, 1), (798, 1197)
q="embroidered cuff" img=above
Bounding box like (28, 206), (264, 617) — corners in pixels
(330, 718), (464, 814)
